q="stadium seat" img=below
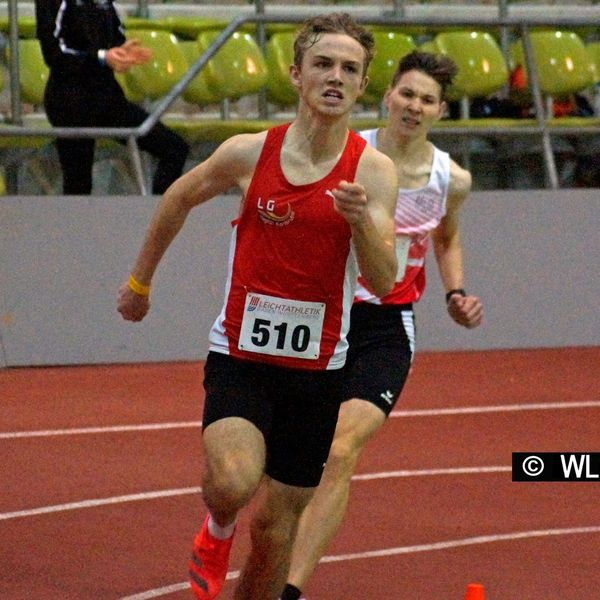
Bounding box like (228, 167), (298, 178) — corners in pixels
(196, 30), (268, 102)
(415, 31), (525, 186)
(585, 41), (600, 83)
(161, 17), (227, 40)
(362, 31), (416, 106)
(510, 30), (595, 102)
(178, 40), (223, 106)
(0, 16), (37, 38)
(369, 24), (427, 40)
(502, 30), (599, 188)
(265, 32), (297, 107)
(123, 30), (189, 101)
(157, 16), (295, 40)
(434, 31), (509, 106)
(123, 17), (172, 33)
(417, 40), (439, 55)
(114, 72), (146, 104)
(417, 33), (513, 123)
(17, 39), (49, 106)
(163, 31), (272, 147)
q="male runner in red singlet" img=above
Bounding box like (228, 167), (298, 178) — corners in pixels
(281, 51), (484, 600)
(117, 13), (399, 600)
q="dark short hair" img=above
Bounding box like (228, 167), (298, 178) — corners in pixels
(294, 12), (375, 76)
(391, 50), (458, 100)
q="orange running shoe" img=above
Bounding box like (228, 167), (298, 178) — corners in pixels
(189, 515), (235, 599)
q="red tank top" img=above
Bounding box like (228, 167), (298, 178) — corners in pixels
(209, 123), (367, 370)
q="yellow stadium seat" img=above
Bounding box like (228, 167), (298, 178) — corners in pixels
(17, 39), (49, 105)
(161, 17), (226, 40)
(362, 31), (416, 106)
(434, 31), (509, 103)
(414, 31), (522, 184)
(124, 30), (189, 101)
(417, 40), (439, 55)
(585, 41), (600, 83)
(114, 72), (146, 104)
(510, 30), (594, 99)
(179, 40), (223, 106)
(369, 24), (427, 40)
(162, 32), (272, 146)
(0, 16), (37, 38)
(196, 30), (268, 102)
(123, 17), (172, 33)
(509, 30), (600, 141)
(265, 32), (297, 107)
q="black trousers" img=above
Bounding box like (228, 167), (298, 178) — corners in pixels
(45, 74), (189, 195)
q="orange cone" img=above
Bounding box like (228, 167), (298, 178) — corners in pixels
(464, 583), (485, 600)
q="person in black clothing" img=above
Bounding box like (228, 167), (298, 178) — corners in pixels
(35, 0), (189, 195)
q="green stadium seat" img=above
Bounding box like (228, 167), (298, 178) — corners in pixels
(369, 24), (427, 40)
(178, 40), (223, 106)
(123, 17), (172, 33)
(434, 31), (509, 104)
(417, 40), (439, 55)
(161, 17), (227, 40)
(418, 31), (524, 182)
(123, 30), (189, 101)
(362, 31), (416, 106)
(196, 30), (268, 102)
(585, 41), (600, 83)
(0, 16), (37, 38)
(509, 30), (600, 139)
(114, 71), (146, 104)
(164, 32), (272, 146)
(17, 39), (49, 106)
(265, 32), (297, 107)
(510, 30), (595, 99)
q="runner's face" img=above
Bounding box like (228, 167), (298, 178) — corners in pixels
(291, 33), (368, 116)
(384, 69), (445, 135)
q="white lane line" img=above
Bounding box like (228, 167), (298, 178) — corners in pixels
(0, 422), (202, 439)
(0, 466), (509, 521)
(352, 466), (511, 481)
(119, 526), (600, 600)
(0, 487), (202, 521)
(121, 571), (242, 600)
(390, 400), (600, 418)
(1, 400), (599, 440)
(322, 526), (600, 563)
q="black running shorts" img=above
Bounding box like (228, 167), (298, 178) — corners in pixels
(202, 351), (344, 488)
(342, 302), (415, 415)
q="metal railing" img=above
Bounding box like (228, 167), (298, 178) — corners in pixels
(1, 3), (599, 193)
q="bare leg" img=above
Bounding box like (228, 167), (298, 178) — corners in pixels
(287, 399), (386, 590)
(202, 417), (266, 526)
(189, 417), (267, 599)
(234, 477), (314, 600)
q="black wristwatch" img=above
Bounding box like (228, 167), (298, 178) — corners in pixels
(445, 288), (466, 304)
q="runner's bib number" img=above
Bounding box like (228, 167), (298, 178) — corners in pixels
(238, 293), (325, 360)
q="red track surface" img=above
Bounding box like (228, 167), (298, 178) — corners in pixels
(1, 347), (599, 599)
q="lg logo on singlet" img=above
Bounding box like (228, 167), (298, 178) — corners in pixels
(257, 197), (294, 226)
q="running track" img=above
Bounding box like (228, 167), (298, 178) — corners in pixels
(1, 347), (599, 599)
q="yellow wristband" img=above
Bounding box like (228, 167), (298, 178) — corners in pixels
(128, 274), (150, 296)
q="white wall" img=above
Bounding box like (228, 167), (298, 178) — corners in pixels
(0, 189), (598, 367)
